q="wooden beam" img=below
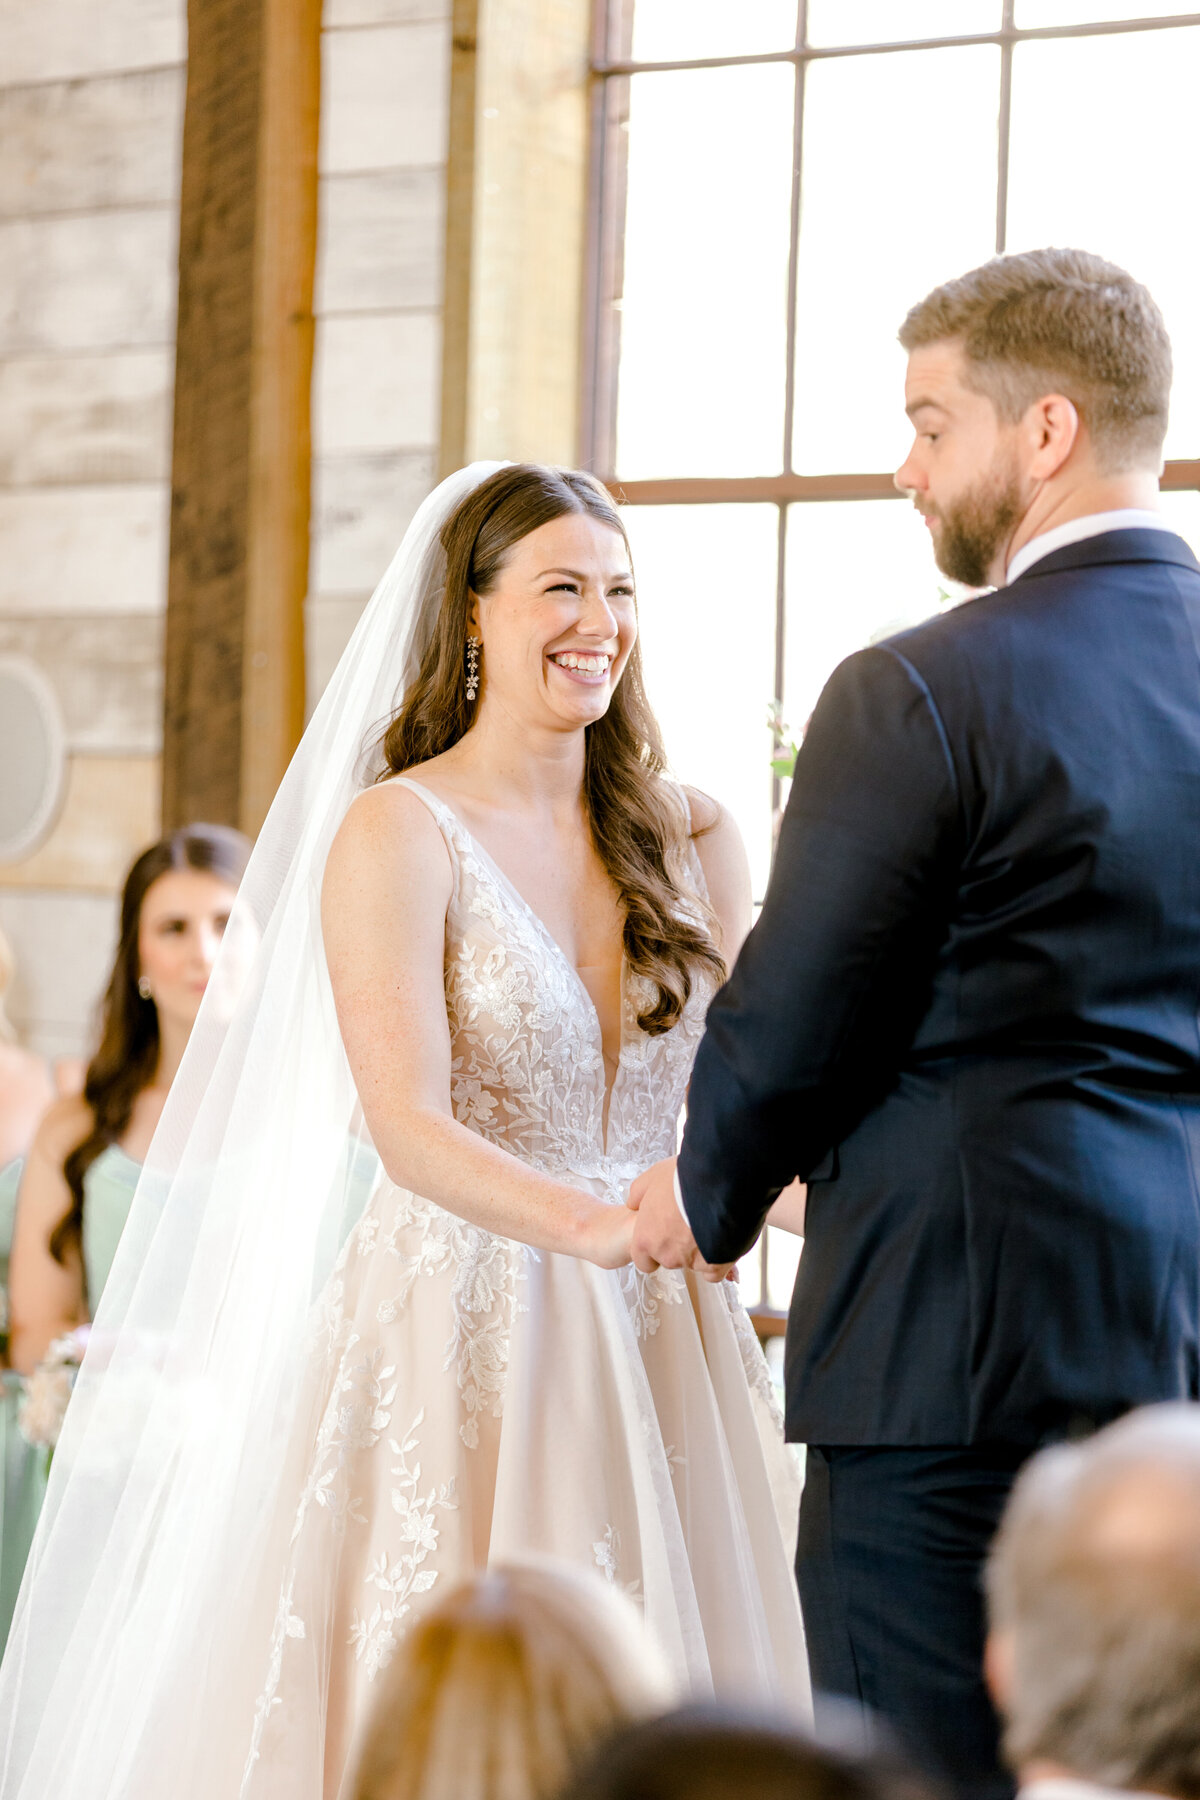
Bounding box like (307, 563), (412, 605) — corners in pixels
(608, 461), (1200, 506)
(163, 0), (320, 836)
(610, 474), (904, 505)
(438, 0), (479, 481)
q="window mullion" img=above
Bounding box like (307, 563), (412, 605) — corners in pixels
(996, 0), (1015, 255)
(782, 4), (807, 477)
(773, 503), (789, 826)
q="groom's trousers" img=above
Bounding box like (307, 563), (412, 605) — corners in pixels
(796, 1444), (1030, 1800)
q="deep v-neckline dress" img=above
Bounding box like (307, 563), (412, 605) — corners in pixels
(241, 776), (810, 1799)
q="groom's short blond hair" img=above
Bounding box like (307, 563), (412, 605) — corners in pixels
(899, 247), (1171, 472)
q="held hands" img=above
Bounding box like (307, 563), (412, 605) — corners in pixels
(626, 1156), (736, 1284)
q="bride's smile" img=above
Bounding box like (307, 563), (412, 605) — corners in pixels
(547, 649), (613, 682)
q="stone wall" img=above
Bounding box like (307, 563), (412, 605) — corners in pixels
(0, 0), (452, 1058)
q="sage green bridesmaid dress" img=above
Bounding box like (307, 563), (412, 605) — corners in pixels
(0, 1146), (141, 1655)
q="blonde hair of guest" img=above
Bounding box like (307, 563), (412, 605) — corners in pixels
(351, 1561), (677, 1800)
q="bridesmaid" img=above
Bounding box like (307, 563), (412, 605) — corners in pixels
(10, 825), (251, 1370)
(5, 825), (250, 1617)
(0, 927), (56, 1651)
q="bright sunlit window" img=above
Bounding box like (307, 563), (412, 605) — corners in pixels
(585, 0), (1200, 1324)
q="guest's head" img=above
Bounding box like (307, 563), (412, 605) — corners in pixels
(559, 1706), (938, 1800)
(351, 1560), (677, 1800)
(894, 248), (1172, 587)
(50, 823), (250, 1265)
(118, 824), (252, 1042)
(986, 1403), (1200, 1797)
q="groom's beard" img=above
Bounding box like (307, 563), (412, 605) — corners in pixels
(923, 457), (1025, 589)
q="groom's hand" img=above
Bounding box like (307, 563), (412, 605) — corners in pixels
(628, 1157), (735, 1284)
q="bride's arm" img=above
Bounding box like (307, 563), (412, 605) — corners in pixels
(322, 783), (633, 1270)
(765, 1179), (806, 1236)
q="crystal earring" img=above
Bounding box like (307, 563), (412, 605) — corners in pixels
(138, 976), (153, 1000)
(465, 635), (481, 703)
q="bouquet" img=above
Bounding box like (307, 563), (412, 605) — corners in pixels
(19, 1325), (90, 1450)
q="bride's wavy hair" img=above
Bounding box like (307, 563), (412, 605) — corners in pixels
(379, 463), (725, 1033)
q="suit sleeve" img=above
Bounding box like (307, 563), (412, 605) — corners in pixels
(679, 644), (962, 1265)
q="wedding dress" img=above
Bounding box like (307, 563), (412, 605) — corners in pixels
(0, 465), (807, 1800)
(242, 776), (808, 1796)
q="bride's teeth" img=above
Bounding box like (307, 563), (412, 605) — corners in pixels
(554, 652), (609, 672)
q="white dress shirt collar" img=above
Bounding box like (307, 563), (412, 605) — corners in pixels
(1006, 509), (1173, 585)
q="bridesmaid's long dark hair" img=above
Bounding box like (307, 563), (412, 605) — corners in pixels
(50, 824), (251, 1267)
(379, 463), (725, 1036)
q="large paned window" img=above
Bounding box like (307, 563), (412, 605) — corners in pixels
(585, 1), (1200, 1332)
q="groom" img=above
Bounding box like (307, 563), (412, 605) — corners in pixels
(630, 248), (1200, 1799)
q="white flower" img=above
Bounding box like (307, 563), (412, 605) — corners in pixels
(19, 1366), (74, 1448)
(18, 1326), (90, 1448)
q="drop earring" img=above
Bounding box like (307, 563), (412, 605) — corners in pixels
(138, 976), (153, 1000)
(465, 635), (481, 703)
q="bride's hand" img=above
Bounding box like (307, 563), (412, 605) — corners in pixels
(578, 1201), (637, 1270)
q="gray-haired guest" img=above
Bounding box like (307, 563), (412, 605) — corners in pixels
(986, 1404), (1200, 1800)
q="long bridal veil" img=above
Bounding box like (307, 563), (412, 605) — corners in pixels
(0, 463), (506, 1798)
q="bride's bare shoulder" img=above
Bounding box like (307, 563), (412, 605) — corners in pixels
(678, 785), (752, 956)
(324, 775), (453, 913)
(679, 783), (720, 833)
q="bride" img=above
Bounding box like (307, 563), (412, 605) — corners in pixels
(0, 464), (807, 1799)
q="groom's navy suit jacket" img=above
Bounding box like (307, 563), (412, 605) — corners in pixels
(680, 528), (1200, 1446)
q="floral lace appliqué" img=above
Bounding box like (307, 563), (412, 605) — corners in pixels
(593, 1524), (642, 1600)
(619, 1263), (687, 1339)
(348, 1408), (457, 1680)
(724, 1285), (786, 1432)
(241, 1579), (306, 1790)
(378, 1191), (532, 1448)
(291, 1339), (397, 1542)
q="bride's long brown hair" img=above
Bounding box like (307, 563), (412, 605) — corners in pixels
(379, 463), (725, 1034)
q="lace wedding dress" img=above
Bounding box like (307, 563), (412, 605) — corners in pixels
(241, 777), (809, 1798)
